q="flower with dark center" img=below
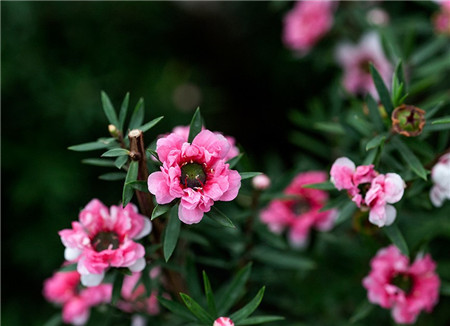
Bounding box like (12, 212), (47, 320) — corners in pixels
(91, 231), (120, 252)
(180, 162), (207, 189)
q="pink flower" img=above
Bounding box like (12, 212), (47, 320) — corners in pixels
(117, 270), (160, 315)
(43, 270), (112, 325)
(283, 0), (336, 54)
(252, 174), (271, 190)
(336, 32), (392, 100)
(171, 125), (240, 161)
(214, 317), (235, 326)
(148, 130), (241, 224)
(59, 199), (152, 286)
(260, 171), (337, 247)
(430, 153), (450, 207)
(363, 245), (440, 324)
(365, 173), (405, 227)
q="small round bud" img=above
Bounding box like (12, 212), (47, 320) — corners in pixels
(391, 104), (425, 137)
(252, 174), (271, 190)
(367, 8), (389, 26)
(108, 124), (120, 138)
(214, 317), (234, 326)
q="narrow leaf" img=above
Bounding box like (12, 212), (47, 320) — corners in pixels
(188, 107), (203, 143)
(59, 264), (77, 272)
(158, 296), (196, 321)
(122, 160), (138, 207)
(350, 300), (374, 324)
(129, 97), (145, 130)
(136, 116), (164, 133)
(302, 181), (335, 190)
(205, 206), (235, 228)
(410, 36), (447, 65)
(236, 316), (285, 325)
(392, 137), (427, 180)
(203, 271), (217, 316)
(370, 64), (394, 115)
(68, 141), (109, 152)
(384, 224), (409, 256)
(313, 122), (345, 135)
(240, 172), (262, 180)
(366, 134), (386, 151)
(217, 263), (252, 315)
(180, 293), (214, 324)
(99, 172), (127, 181)
(119, 92), (130, 131)
(152, 204), (171, 220)
(163, 205), (181, 262)
(394, 60), (405, 88)
(115, 155), (129, 169)
(43, 314), (62, 326)
(366, 94), (385, 131)
(101, 91), (119, 127)
(424, 101), (444, 119)
(431, 117), (450, 125)
(141, 265), (152, 297)
(251, 246), (316, 271)
(101, 148), (130, 157)
(230, 287), (265, 322)
(126, 180), (149, 193)
(227, 153), (244, 169)
(111, 271), (125, 305)
(82, 158), (116, 167)
(335, 201), (358, 226)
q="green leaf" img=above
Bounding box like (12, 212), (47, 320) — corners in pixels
(136, 116), (164, 133)
(111, 271), (125, 305)
(366, 94), (385, 131)
(188, 107), (203, 143)
(410, 36), (448, 65)
(59, 263), (77, 272)
(152, 204), (171, 220)
(302, 181), (335, 190)
(122, 160), (138, 207)
(101, 148), (130, 157)
(119, 92), (130, 132)
(384, 224), (409, 256)
(68, 141), (110, 152)
(251, 246), (316, 270)
(158, 296), (196, 321)
(240, 172), (262, 180)
(141, 264), (152, 297)
(82, 158), (116, 167)
(217, 263), (252, 315)
(424, 101), (444, 119)
(205, 206), (235, 228)
(230, 287), (265, 322)
(101, 91), (120, 127)
(366, 134), (386, 151)
(431, 117), (450, 125)
(129, 97), (145, 130)
(236, 316), (285, 325)
(370, 64), (394, 115)
(98, 172), (127, 181)
(393, 60), (405, 88)
(290, 131), (329, 159)
(126, 180), (149, 193)
(115, 155), (129, 169)
(203, 271), (217, 316)
(313, 122), (345, 135)
(335, 201), (358, 226)
(392, 137), (427, 180)
(163, 205), (181, 262)
(43, 314), (62, 326)
(227, 153), (244, 169)
(179, 293), (214, 324)
(349, 300), (374, 324)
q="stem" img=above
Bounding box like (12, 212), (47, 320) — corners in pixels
(128, 129), (187, 297)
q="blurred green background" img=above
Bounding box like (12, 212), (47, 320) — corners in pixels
(2, 1), (448, 326)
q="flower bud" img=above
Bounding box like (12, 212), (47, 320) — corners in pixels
(108, 124), (120, 138)
(391, 104), (425, 137)
(252, 174), (271, 190)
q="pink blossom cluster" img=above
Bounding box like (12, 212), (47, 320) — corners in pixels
(430, 153), (450, 207)
(363, 245), (440, 324)
(283, 0), (336, 54)
(330, 157), (405, 227)
(59, 199), (152, 287)
(148, 129), (241, 224)
(336, 32), (392, 100)
(43, 270), (112, 325)
(260, 171), (337, 247)
(214, 317), (235, 326)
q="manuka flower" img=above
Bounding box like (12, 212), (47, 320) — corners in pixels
(59, 199), (152, 287)
(283, 0), (336, 54)
(336, 32), (392, 100)
(430, 153), (450, 207)
(43, 270), (112, 325)
(148, 129), (241, 224)
(330, 157), (405, 227)
(260, 171), (337, 247)
(363, 245), (440, 324)
(214, 317), (235, 326)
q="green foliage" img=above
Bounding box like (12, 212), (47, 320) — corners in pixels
(163, 205), (181, 262)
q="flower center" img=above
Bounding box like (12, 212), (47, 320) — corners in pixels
(291, 198), (310, 215)
(359, 59), (372, 73)
(391, 273), (413, 294)
(180, 162), (206, 189)
(357, 182), (371, 198)
(91, 231), (120, 252)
